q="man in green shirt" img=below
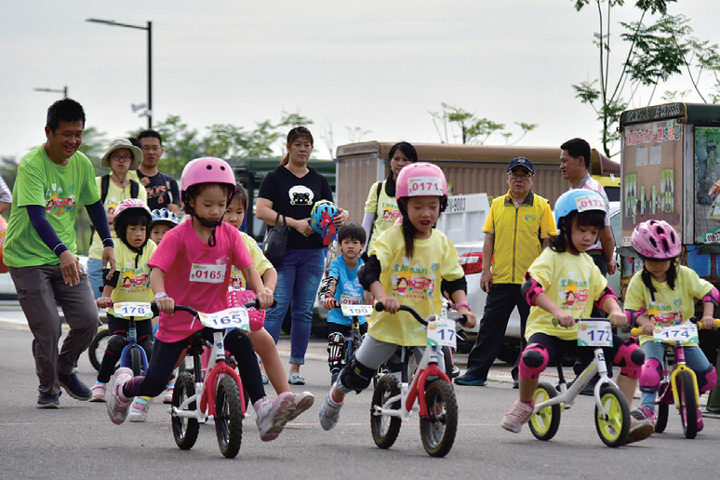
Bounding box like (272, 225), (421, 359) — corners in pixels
(4, 99), (116, 408)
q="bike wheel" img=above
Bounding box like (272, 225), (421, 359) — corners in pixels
(130, 347), (143, 377)
(442, 345), (455, 381)
(370, 374), (402, 449)
(171, 372), (199, 450)
(215, 376), (243, 458)
(655, 403), (669, 433)
(529, 382), (561, 441)
(419, 380), (458, 457)
(594, 384), (630, 447)
(676, 370), (698, 439)
(88, 328), (112, 372)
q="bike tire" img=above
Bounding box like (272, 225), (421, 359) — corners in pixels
(529, 382), (561, 441)
(172, 372), (199, 450)
(655, 403), (669, 433)
(594, 384), (630, 448)
(677, 370), (698, 439)
(419, 380), (458, 457)
(442, 345), (454, 381)
(130, 347), (143, 377)
(370, 374), (402, 449)
(88, 328), (112, 372)
(215, 376), (244, 458)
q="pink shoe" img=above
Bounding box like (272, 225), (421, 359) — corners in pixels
(500, 399), (534, 433)
(162, 383), (174, 404)
(106, 368), (133, 425)
(90, 383), (106, 402)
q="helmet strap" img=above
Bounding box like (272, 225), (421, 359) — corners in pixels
(194, 214), (222, 247)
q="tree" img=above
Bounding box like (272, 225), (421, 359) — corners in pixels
(429, 103), (537, 145)
(572, 0), (720, 157)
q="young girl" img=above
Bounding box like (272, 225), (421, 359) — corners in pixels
(106, 157), (296, 442)
(91, 199), (156, 415)
(319, 162), (477, 430)
(625, 220), (718, 430)
(500, 189), (653, 443)
(224, 182), (314, 420)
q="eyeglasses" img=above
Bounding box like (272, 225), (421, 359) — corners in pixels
(508, 172), (532, 179)
(110, 154), (133, 162)
(142, 146), (161, 152)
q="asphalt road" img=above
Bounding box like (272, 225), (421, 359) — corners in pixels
(1, 303), (719, 480)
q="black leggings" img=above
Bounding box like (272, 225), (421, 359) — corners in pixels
(123, 328), (265, 403)
(97, 314), (154, 383)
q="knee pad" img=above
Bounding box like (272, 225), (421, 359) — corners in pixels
(519, 343), (549, 380)
(638, 358), (662, 393)
(106, 333), (128, 355)
(327, 332), (345, 369)
(337, 358), (375, 394)
(698, 366), (717, 393)
(613, 338), (645, 379)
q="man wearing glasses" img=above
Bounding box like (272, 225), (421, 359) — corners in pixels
(456, 157), (556, 387)
(137, 130), (180, 213)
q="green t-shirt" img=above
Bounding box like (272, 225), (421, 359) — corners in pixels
(4, 146), (100, 267)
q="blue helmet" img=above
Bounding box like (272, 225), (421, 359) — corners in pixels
(309, 200), (339, 236)
(151, 207), (180, 228)
(554, 190), (606, 228)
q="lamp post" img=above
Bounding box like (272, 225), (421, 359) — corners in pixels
(33, 86), (68, 98)
(86, 18), (153, 129)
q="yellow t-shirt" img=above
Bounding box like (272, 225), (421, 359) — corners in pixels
(482, 191), (556, 284)
(364, 181), (401, 250)
(107, 239), (157, 318)
(525, 248), (607, 341)
(88, 175), (148, 259)
(368, 226), (464, 346)
(624, 265), (713, 346)
(229, 231), (273, 290)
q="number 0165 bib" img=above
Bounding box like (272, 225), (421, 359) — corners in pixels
(190, 263), (226, 283)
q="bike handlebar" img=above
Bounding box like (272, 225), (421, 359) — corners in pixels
(374, 302), (469, 326)
(161, 299), (277, 317)
(629, 318), (720, 337)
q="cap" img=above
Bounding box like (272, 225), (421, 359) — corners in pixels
(507, 157), (534, 174)
(101, 138), (143, 170)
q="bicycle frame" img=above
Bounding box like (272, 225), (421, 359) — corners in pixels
(666, 342), (700, 410)
(118, 318), (149, 374)
(373, 344), (450, 421)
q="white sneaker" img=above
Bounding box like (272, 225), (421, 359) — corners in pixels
(128, 396), (150, 422)
(90, 382), (106, 402)
(319, 391), (343, 431)
(255, 392), (295, 441)
(288, 391), (315, 421)
(162, 383), (174, 404)
(106, 367), (134, 425)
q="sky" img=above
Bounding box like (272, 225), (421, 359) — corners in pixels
(1, 0), (718, 161)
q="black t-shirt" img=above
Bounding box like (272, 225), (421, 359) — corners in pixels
(258, 166), (333, 249)
(137, 171), (180, 211)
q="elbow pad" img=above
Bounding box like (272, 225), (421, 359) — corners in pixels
(625, 308), (646, 327)
(441, 276), (467, 296)
(358, 255), (381, 290)
(703, 287), (720, 306)
(103, 268), (120, 288)
(521, 272), (544, 306)
(595, 286), (618, 311)
(318, 275), (338, 299)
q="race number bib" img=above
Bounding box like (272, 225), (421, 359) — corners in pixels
(427, 316), (456, 348)
(340, 304), (374, 317)
(189, 263), (226, 283)
(113, 302), (154, 319)
(198, 307), (250, 332)
(408, 176), (443, 197)
(577, 320), (613, 347)
(653, 324), (699, 343)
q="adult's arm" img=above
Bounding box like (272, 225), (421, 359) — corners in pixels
(87, 200), (117, 279)
(361, 212), (376, 248)
(27, 205), (83, 285)
(480, 232), (495, 293)
(599, 226), (617, 275)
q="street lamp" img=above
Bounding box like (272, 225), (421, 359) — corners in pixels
(86, 17), (153, 129)
(33, 86), (68, 98)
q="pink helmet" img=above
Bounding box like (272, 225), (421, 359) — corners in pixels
(631, 220), (681, 260)
(180, 157), (236, 202)
(114, 198), (152, 229)
(395, 162), (448, 200)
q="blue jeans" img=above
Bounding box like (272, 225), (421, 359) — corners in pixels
(87, 257), (103, 300)
(263, 248), (325, 365)
(640, 341), (712, 410)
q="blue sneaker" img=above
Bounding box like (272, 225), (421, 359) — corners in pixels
(454, 373), (487, 386)
(58, 372), (92, 400)
(37, 395), (60, 408)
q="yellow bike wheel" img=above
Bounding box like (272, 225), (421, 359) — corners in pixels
(594, 384), (630, 447)
(529, 382), (561, 441)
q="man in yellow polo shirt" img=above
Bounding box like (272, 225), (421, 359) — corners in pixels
(456, 157), (556, 387)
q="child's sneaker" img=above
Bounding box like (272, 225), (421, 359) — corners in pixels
(319, 391), (343, 431)
(106, 367), (134, 425)
(627, 416), (654, 443)
(500, 399), (534, 433)
(288, 391), (315, 421)
(697, 407), (704, 432)
(631, 406), (656, 425)
(128, 396), (150, 422)
(90, 383), (106, 402)
(162, 383), (174, 404)
(254, 392), (294, 442)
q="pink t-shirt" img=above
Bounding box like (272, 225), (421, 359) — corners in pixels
(149, 220), (253, 342)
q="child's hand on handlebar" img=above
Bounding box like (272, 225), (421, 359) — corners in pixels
(700, 316), (715, 330)
(641, 321), (655, 336)
(609, 311), (628, 329)
(323, 292), (339, 310)
(556, 311), (575, 328)
(255, 290), (274, 310)
(96, 296), (113, 309)
(458, 311), (477, 329)
(156, 296), (175, 314)
(380, 296), (400, 314)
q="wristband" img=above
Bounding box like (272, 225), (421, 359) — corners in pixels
(456, 300), (471, 312)
(154, 292), (168, 300)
